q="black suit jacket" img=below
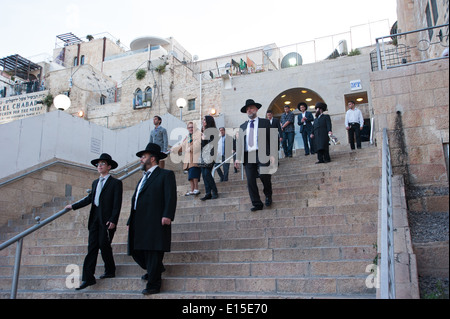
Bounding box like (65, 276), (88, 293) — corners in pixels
(127, 167), (177, 253)
(72, 176), (123, 229)
(236, 118), (275, 166)
(298, 111), (314, 134)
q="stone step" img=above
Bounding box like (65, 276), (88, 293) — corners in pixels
(0, 261), (376, 296)
(0, 143), (380, 299)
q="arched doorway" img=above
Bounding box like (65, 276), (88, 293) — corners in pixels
(267, 87), (325, 152)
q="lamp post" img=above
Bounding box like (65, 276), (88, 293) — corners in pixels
(177, 98), (187, 121)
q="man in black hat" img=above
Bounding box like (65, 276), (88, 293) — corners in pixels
(127, 143), (177, 295)
(65, 153), (123, 290)
(235, 99), (277, 212)
(311, 102), (333, 164)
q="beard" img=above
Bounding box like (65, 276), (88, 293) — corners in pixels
(315, 110), (321, 118)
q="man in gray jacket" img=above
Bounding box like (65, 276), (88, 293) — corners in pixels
(150, 115), (168, 168)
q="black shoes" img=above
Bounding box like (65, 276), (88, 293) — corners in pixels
(200, 193), (218, 201)
(265, 197), (272, 207)
(76, 280), (96, 290)
(142, 288), (160, 295)
(250, 206), (263, 212)
(99, 273), (115, 279)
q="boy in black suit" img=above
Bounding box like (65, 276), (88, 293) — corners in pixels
(65, 153), (123, 290)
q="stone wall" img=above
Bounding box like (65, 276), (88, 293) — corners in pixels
(370, 59), (449, 213)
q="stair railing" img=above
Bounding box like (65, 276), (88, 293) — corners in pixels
(380, 128), (396, 299)
(211, 153), (244, 180)
(0, 163), (143, 299)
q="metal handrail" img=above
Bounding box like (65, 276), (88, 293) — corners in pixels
(0, 164), (142, 299)
(380, 128), (396, 299)
(211, 153), (244, 180)
(375, 23), (449, 71)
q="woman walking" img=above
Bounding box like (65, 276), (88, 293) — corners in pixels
(172, 122), (202, 196)
(199, 115), (219, 201)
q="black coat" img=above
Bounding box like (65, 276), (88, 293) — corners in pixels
(127, 167), (177, 254)
(236, 118), (275, 166)
(312, 114), (332, 151)
(72, 176), (123, 229)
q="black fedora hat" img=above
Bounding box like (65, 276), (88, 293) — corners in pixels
(91, 153), (119, 170)
(136, 143), (168, 159)
(240, 99), (262, 113)
(315, 102), (328, 112)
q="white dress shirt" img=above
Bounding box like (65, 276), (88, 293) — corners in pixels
(345, 108), (364, 127)
(245, 117), (259, 152)
(134, 165), (158, 209)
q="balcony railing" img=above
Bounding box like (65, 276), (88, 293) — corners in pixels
(372, 23), (449, 71)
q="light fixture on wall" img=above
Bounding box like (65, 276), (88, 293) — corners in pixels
(210, 108), (217, 116)
(78, 110), (84, 117)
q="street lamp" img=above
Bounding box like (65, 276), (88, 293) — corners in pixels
(177, 98), (187, 121)
(54, 94), (71, 111)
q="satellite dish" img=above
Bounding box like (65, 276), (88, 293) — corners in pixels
(130, 36), (170, 51)
(281, 52), (303, 69)
(193, 55), (199, 62)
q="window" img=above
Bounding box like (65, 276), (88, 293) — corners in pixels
(144, 87), (152, 105)
(133, 89), (143, 108)
(73, 57), (78, 66)
(430, 0), (439, 25)
(425, 0), (439, 40)
(80, 55), (85, 65)
(100, 94), (106, 105)
(188, 98), (196, 111)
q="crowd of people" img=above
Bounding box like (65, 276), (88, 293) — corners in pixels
(63, 98), (364, 295)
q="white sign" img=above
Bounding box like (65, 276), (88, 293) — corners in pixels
(0, 91), (48, 124)
(350, 79), (362, 91)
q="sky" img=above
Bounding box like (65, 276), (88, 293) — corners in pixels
(1, 0), (398, 62)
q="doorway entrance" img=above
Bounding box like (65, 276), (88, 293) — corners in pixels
(267, 88), (325, 152)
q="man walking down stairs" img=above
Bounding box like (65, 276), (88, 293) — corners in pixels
(0, 143), (380, 299)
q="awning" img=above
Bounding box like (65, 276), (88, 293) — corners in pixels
(0, 54), (42, 81)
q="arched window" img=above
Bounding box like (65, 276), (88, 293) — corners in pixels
(73, 57), (78, 66)
(144, 87), (152, 106)
(80, 55), (85, 65)
(133, 88), (143, 108)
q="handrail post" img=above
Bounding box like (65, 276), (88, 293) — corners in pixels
(11, 238), (23, 299)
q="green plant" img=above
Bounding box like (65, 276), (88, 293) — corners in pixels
(43, 94), (54, 107)
(155, 63), (167, 74)
(423, 281), (449, 299)
(348, 49), (361, 56)
(136, 69), (147, 81)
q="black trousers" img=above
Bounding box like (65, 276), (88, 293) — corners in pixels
(132, 250), (165, 290)
(244, 151), (272, 208)
(82, 209), (116, 282)
(348, 123), (362, 149)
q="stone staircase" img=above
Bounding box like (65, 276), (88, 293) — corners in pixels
(0, 144), (381, 299)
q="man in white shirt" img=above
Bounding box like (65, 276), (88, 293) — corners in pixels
(215, 127), (232, 182)
(345, 101), (364, 150)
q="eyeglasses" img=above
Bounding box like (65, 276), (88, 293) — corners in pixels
(97, 162), (109, 167)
